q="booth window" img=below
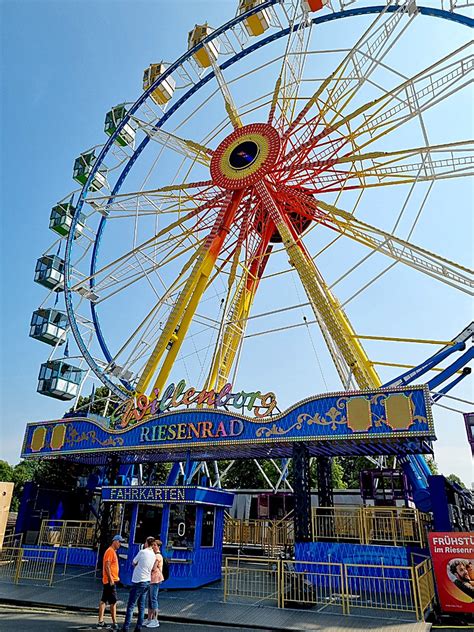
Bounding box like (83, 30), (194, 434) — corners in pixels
(168, 504), (196, 549)
(200, 505), (215, 548)
(135, 504), (163, 545)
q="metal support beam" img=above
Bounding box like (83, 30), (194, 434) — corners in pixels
(292, 443), (312, 542)
(316, 456), (334, 508)
(96, 455), (120, 567)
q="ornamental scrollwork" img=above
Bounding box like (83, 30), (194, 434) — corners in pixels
(66, 427), (125, 448)
(298, 405), (348, 431)
(255, 418), (304, 438)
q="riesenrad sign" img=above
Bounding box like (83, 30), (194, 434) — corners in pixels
(22, 384), (433, 463)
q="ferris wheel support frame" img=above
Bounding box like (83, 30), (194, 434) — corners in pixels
(63, 1), (473, 400)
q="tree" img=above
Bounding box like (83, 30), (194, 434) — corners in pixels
(11, 461), (41, 510)
(223, 459), (275, 489)
(0, 460), (14, 483)
(331, 458), (347, 489)
(446, 473), (467, 490)
(340, 456), (373, 489)
(68, 385), (121, 417)
(426, 457), (439, 475)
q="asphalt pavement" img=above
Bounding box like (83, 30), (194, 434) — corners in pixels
(0, 605), (273, 632)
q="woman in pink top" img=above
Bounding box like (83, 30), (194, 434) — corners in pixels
(144, 539), (164, 628)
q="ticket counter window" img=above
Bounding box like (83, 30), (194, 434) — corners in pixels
(168, 504), (196, 549)
(200, 506), (215, 548)
(135, 504), (163, 545)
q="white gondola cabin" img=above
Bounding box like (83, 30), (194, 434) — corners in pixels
(73, 150), (107, 192)
(238, 0), (270, 36)
(187, 24), (219, 68)
(143, 64), (176, 106)
(49, 202), (85, 238)
(37, 360), (84, 401)
(104, 105), (135, 147)
(30, 309), (67, 346)
(34, 255), (64, 290)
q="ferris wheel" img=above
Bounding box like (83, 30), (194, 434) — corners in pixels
(31, 0), (473, 448)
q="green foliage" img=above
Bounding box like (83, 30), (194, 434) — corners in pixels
(223, 459), (274, 489)
(67, 385), (120, 417)
(426, 457), (439, 475)
(331, 457), (347, 489)
(32, 460), (89, 491)
(11, 461), (41, 510)
(446, 473), (467, 489)
(2, 458), (91, 511)
(339, 456), (373, 489)
(0, 460), (14, 483)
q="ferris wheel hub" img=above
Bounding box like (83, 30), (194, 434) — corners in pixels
(210, 123), (281, 190)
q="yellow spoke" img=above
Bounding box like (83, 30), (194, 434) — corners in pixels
(255, 180), (381, 389)
(313, 198), (474, 294)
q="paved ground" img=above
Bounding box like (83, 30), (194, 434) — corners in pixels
(0, 605), (271, 631)
(0, 569), (431, 632)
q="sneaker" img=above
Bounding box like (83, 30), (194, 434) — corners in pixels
(108, 625), (119, 631)
(97, 623), (106, 630)
(147, 621), (160, 628)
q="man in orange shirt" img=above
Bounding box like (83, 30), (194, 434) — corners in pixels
(98, 534), (124, 630)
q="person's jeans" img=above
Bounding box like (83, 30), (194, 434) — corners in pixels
(148, 582), (160, 611)
(123, 581), (150, 630)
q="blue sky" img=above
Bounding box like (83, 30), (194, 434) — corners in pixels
(1, 0), (472, 485)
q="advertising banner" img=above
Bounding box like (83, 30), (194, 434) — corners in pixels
(429, 532), (474, 613)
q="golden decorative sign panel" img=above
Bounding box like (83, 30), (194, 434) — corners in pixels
(385, 394), (413, 430)
(346, 397), (372, 432)
(31, 427), (46, 452)
(50, 424), (66, 450)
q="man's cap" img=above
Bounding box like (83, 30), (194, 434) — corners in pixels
(112, 534), (125, 542)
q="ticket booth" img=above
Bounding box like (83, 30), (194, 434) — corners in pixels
(101, 485), (233, 588)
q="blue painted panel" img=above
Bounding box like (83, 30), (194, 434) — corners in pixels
(101, 485), (233, 507)
(295, 541), (411, 566)
(23, 545), (97, 567)
(21, 386), (433, 462)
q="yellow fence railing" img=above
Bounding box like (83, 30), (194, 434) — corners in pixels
(312, 506), (430, 547)
(0, 547), (57, 586)
(313, 506), (364, 542)
(1, 532), (23, 550)
(281, 560), (346, 612)
(39, 520), (96, 548)
(223, 555), (436, 621)
(345, 563), (417, 615)
(224, 517), (294, 554)
(224, 556), (282, 606)
(414, 557), (436, 619)
(225, 506), (429, 549)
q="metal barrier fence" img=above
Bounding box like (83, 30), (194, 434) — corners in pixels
(224, 517), (294, 554)
(224, 556), (282, 606)
(0, 547), (57, 586)
(313, 506), (363, 542)
(225, 507), (429, 550)
(1, 532), (23, 549)
(363, 507), (429, 547)
(345, 563), (416, 615)
(281, 560), (346, 613)
(39, 519), (96, 547)
(312, 506), (430, 547)
(414, 557), (436, 620)
(223, 556), (436, 620)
